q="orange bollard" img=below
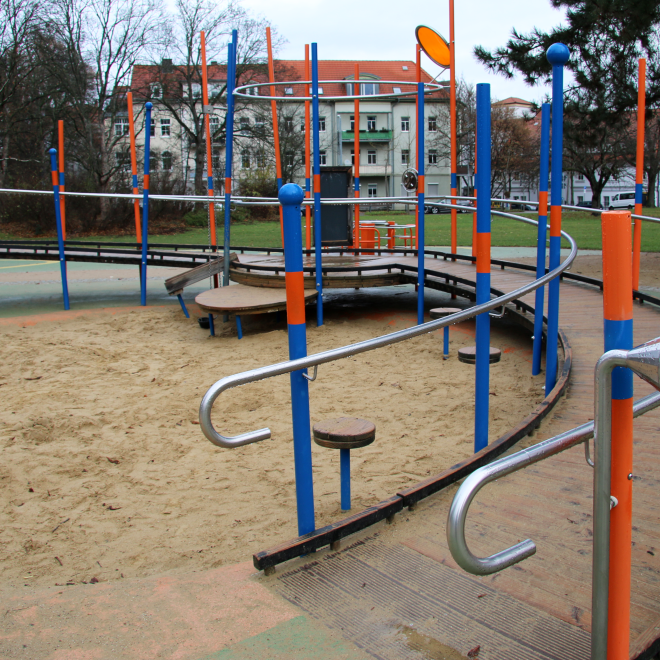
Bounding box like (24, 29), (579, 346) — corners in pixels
(387, 221), (395, 249)
(601, 209), (634, 659)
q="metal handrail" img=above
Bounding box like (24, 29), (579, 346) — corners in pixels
(446, 389), (660, 576)
(199, 212), (578, 448)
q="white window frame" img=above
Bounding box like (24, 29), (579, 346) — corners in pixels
(428, 117), (437, 132)
(367, 150), (376, 165)
(401, 150), (409, 165)
(368, 184), (377, 198)
(367, 115), (376, 131)
(160, 118), (171, 137)
(241, 151), (250, 169)
(161, 151), (172, 171)
(318, 116), (326, 132)
(428, 150), (438, 165)
(114, 117), (129, 137)
(319, 150), (327, 165)
(150, 83), (162, 99)
(401, 117), (410, 132)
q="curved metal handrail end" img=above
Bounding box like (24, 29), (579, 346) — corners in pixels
(199, 376), (272, 448)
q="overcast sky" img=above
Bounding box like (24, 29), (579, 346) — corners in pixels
(240, 0), (567, 104)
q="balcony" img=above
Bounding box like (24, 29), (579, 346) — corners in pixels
(356, 164), (392, 176)
(342, 130), (393, 142)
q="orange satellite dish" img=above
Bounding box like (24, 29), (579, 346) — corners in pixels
(415, 25), (451, 68)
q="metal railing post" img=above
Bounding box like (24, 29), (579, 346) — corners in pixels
(140, 101), (152, 306)
(280, 183), (316, 536)
(416, 78), (425, 325)
(532, 104), (550, 376)
(48, 148), (69, 311)
(474, 83), (491, 452)
(312, 43), (323, 326)
(545, 43), (570, 393)
(223, 32), (237, 289)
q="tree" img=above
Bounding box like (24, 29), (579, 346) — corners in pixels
(474, 0), (660, 208)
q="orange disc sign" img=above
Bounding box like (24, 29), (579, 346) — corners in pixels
(415, 25), (451, 68)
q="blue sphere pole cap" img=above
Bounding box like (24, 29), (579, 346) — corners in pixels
(49, 148), (57, 155)
(547, 43), (570, 66)
(145, 101), (153, 110)
(279, 182), (305, 206)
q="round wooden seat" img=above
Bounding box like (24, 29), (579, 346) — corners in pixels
(429, 307), (460, 320)
(312, 417), (376, 449)
(458, 346), (502, 364)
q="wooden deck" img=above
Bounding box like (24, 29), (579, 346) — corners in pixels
(267, 256), (660, 659)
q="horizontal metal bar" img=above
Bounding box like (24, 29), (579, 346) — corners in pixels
(446, 389), (660, 576)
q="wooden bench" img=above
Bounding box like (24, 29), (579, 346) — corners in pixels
(164, 252), (237, 317)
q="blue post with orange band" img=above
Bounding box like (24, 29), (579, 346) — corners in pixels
(223, 32), (237, 288)
(140, 101), (153, 306)
(312, 43), (323, 326)
(279, 182), (316, 536)
(532, 104), (550, 376)
(545, 44), (570, 394)
(474, 83), (491, 453)
(601, 210), (634, 658)
(49, 148), (69, 310)
(416, 80), (425, 325)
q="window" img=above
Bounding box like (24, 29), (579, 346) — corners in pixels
(210, 116), (221, 142)
(578, 195), (584, 203)
(368, 184), (377, 198)
(115, 117), (129, 137)
(256, 151), (266, 168)
(300, 119), (306, 132)
(212, 146), (222, 171)
(149, 118), (155, 137)
(428, 117), (437, 132)
(150, 84), (162, 99)
(149, 155), (157, 172)
(577, 173), (584, 180)
(239, 117), (250, 131)
(241, 151), (250, 168)
(284, 118), (294, 131)
(393, 87), (402, 94)
(246, 85), (259, 96)
(428, 150), (438, 165)
(318, 116), (326, 132)
(160, 118), (170, 137)
(162, 151), (172, 171)
(521, 195), (527, 201)
(350, 150), (355, 164)
(350, 115), (355, 131)
(255, 115), (265, 128)
(284, 87), (293, 95)
(319, 150), (326, 165)
(367, 150), (376, 164)
(401, 117), (410, 132)
(360, 82), (378, 96)
(401, 150), (410, 165)
(285, 151), (294, 167)
(402, 65), (409, 71)
(603, 196), (610, 207)
(185, 83), (202, 98)
(209, 82), (223, 97)
(115, 149), (130, 171)
(367, 115), (376, 131)
(318, 87), (324, 95)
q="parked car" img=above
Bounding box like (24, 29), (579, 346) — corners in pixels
(424, 203), (449, 214)
(575, 199), (596, 208)
(510, 203), (536, 211)
(607, 191), (636, 210)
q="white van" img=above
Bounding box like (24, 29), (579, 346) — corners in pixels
(607, 191), (636, 210)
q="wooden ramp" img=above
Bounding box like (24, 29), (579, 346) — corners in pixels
(267, 256), (660, 659)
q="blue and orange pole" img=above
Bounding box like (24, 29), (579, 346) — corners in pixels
(601, 209), (634, 658)
(304, 45), (311, 251)
(532, 104), (551, 376)
(633, 58), (646, 291)
(474, 83), (491, 453)
(223, 33), (237, 290)
(449, 0), (457, 256)
(312, 43), (323, 326)
(545, 43), (570, 394)
(49, 148), (69, 310)
(126, 92), (142, 245)
(140, 101), (153, 306)
(416, 77), (425, 325)
(280, 182), (316, 536)
(58, 121), (66, 240)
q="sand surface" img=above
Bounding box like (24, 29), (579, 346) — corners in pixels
(0, 302), (543, 589)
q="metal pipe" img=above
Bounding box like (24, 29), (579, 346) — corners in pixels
(48, 149), (70, 311)
(312, 43), (323, 326)
(140, 101), (153, 306)
(223, 33), (237, 288)
(58, 120), (66, 240)
(199, 228), (578, 449)
(417, 76), (425, 324)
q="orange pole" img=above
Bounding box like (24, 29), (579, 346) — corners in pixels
(449, 0), (457, 256)
(57, 121), (66, 240)
(633, 58), (646, 291)
(354, 63), (360, 252)
(304, 45), (311, 251)
(266, 27), (285, 246)
(472, 128), (477, 257)
(601, 209), (634, 659)
(415, 45), (421, 249)
(200, 33), (218, 269)
(126, 92), (142, 244)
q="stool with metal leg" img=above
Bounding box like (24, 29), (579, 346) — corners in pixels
(430, 307), (457, 359)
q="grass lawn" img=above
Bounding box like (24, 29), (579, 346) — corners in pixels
(3, 208), (660, 251)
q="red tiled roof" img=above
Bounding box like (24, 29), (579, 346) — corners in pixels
(493, 97), (533, 106)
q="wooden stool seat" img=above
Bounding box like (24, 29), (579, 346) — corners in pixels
(312, 417), (376, 449)
(458, 346), (502, 364)
(430, 307), (460, 319)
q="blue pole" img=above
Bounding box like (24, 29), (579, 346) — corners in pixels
(443, 326), (449, 359)
(279, 182), (315, 536)
(223, 33), (237, 288)
(340, 448), (351, 510)
(312, 44), (323, 326)
(545, 44), (570, 394)
(48, 148), (69, 310)
(532, 104), (551, 376)
(417, 81), (425, 324)
(474, 83), (491, 453)
(140, 101), (152, 306)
